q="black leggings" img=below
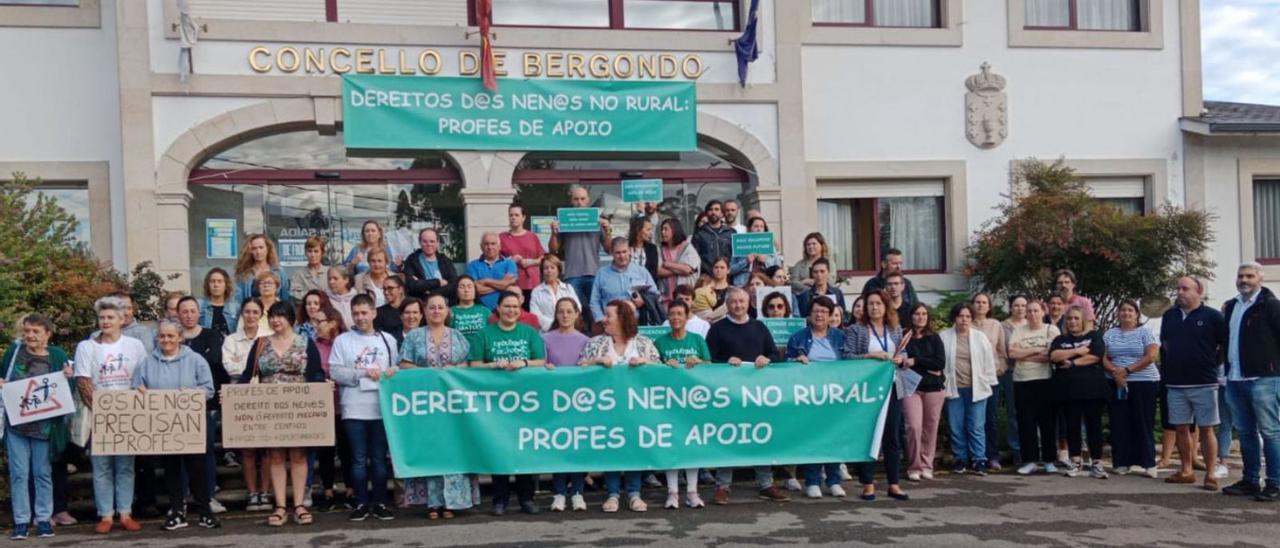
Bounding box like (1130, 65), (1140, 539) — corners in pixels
(1015, 379), (1058, 463)
(317, 415), (353, 492)
(1061, 399), (1106, 460)
(856, 391), (902, 485)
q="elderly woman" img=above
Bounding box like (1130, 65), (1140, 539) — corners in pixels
(529, 255), (580, 332)
(354, 248), (395, 307)
(840, 289), (908, 501)
(942, 303), (999, 476)
(399, 294), (477, 519)
(580, 299), (661, 512)
(132, 320), (219, 531)
(2, 315), (72, 540)
(1049, 306), (1109, 479)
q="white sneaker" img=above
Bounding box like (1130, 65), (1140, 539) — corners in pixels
(907, 471), (922, 482)
(1129, 466), (1146, 475)
(1064, 460), (1082, 477)
(664, 493), (679, 509)
(303, 492), (313, 508)
(1017, 462), (1038, 475)
(208, 499), (227, 514)
(550, 495), (566, 512)
(1089, 462), (1109, 479)
(1044, 462), (1059, 474)
(685, 493), (705, 508)
(1145, 467), (1159, 479)
(804, 485), (822, 499)
(1113, 466), (1130, 476)
(839, 463), (853, 481)
(784, 478), (803, 491)
(829, 484), (847, 498)
(570, 494), (587, 511)
(1214, 464), (1230, 479)
(1057, 450), (1070, 467)
(921, 470), (934, 480)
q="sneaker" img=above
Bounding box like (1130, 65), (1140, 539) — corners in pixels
(50, 512), (77, 526)
(34, 522), (53, 539)
(550, 495), (566, 512)
(1145, 467), (1159, 479)
(208, 499), (227, 514)
(490, 503), (506, 517)
(1017, 462), (1038, 475)
(519, 501), (538, 515)
(303, 492), (313, 509)
(336, 493), (354, 511)
(1223, 480), (1262, 496)
(198, 515), (220, 529)
(1057, 450), (1071, 467)
(1063, 460), (1082, 477)
(686, 493), (706, 508)
(1089, 462), (1109, 479)
(784, 478), (803, 491)
(664, 493), (679, 509)
(972, 461), (989, 477)
(628, 496), (647, 512)
(570, 494), (588, 511)
(371, 504), (395, 520)
(1044, 462), (1059, 474)
(989, 459), (1003, 472)
(222, 452), (241, 469)
(1114, 466), (1130, 476)
(829, 484), (847, 498)
(1214, 464), (1230, 479)
(804, 485), (822, 499)
(951, 462), (966, 475)
(699, 470), (716, 485)
(348, 505), (370, 521)
(839, 463), (853, 481)
(907, 471), (921, 482)
(10, 524), (29, 540)
(247, 492), (270, 512)
(757, 485), (790, 502)
(602, 496), (620, 513)
(713, 486), (730, 505)
(163, 513), (189, 531)
(1255, 485), (1280, 502)
(921, 470), (934, 480)
(644, 474), (663, 488)
(1128, 465), (1146, 475)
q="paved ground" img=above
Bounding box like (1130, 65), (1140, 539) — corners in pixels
(34, 469), (1280, 547)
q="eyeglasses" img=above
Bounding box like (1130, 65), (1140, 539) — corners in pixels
(767, 304), (787, 310)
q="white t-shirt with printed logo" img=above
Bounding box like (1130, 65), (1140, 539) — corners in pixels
(74, 335), (148, 391)
(330, 330), (398, 420)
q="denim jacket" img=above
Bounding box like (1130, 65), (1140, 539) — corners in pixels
(234, 266), (291, 305)
(785, 327), (847, 361)
(198, 298), (240, 332)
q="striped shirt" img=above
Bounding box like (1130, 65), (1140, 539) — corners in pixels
(1103, 326), (1160, 382)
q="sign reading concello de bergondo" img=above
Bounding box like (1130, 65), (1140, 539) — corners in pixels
(379, 361), (894, 477)
(342, 75), (697, 152)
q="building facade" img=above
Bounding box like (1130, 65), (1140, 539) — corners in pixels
(2, 0), (1241, 301)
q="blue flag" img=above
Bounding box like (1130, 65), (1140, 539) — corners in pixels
(734, 0), (760, 87)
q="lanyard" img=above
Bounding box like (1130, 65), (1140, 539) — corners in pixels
(870, 323), (889, 354)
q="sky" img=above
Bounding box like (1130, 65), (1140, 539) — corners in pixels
(1202, 0), (1280, 105)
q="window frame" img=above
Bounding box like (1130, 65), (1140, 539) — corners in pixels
(1006, 0), (1161, 49)
(0, 0), (98, 28)
(818, 195), (948, 279)
(467, 0), (741, 32)
(810, 0), (942, 29)
(1254, 178), (1280, 265)
(1022, 0), (1141, 32)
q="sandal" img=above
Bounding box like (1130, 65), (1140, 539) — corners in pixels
(267, 506), (287, 527)
(441, 510), (455, 519)
(427, 508), (441, 520)
(293, 506), (313, 525)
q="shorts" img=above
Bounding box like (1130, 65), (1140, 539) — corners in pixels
(1167, 386), (1220, 427)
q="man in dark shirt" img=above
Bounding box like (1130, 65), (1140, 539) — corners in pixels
(1160, 276), (1227, 490)
(884, 272), (912, 328)
(692, 200), (736, 276)
(861, 248), (918, 306)
(704, 288), (788, 505)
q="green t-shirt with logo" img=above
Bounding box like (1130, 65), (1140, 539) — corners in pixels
(451, 305), (490, 344)
(468, 323), (547, 363)
(654, 332), (711, 364)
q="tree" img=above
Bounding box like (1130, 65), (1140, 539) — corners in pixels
(964, 159), (1214, 328)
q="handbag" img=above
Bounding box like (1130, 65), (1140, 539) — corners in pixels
(247, 338), (265, 384)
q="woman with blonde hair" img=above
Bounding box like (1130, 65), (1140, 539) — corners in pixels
(234, 234), (290, 303)
(353, 247), (394, 307)
(345, 220), (399, 275)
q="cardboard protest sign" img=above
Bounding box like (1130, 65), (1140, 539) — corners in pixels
(221, 383), (335, 449)
(91, 389), (206, 455)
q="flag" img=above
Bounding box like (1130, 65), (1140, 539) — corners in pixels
(476, 0), (497, 91)
(733, 0), (760, 87)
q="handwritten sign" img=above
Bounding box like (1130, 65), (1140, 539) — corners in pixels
(2, 372), (75, 426)
(91, 390), (206, 455)
(222, 383), (336, 449)
(621, 179), (663, 203)
(557, 208), (602, 233)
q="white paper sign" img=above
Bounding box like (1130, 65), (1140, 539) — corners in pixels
(2, 372), (76, 426)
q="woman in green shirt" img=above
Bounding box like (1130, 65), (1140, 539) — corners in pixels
(450, 276), (490, 347)
(653, 301), (710, 510)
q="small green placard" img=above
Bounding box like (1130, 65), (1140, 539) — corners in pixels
(732, 232), (775, 257)
(761, 318), (806, 346)
(621, 179), (663, 204)
(557, 208), (601, 233)
(638, 325), (672, 340)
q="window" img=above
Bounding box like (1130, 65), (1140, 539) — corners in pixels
(817, 194), (945, 275)
(25, 184), (91, 246)
(811, 0), (939, 28)
(1024, 0), (1139, 31)
(1255, 179), (1280, 261)
(480, 0), (740, 30)
(1085, 176), (1146, 215)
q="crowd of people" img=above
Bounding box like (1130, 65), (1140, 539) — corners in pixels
(4, 187), (1280, 539)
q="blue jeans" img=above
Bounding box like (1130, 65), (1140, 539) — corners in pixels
(565, 276), (595, 323)
(90, 454), (135, 518)
(946, 387), (988, 466)
(552, 473), (586, 497)
(1218, 384), (1234, 460)
(343, 419), (389, 506)
(800, 463), (842, 488)
(984, 370), (1020, 460)
(604, 471), (642, 498)
(1227, 378), (1280, 487)
(6, 428), (52, 524)
(715, 466), (773, 489)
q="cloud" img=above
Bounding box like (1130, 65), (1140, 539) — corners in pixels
(1202, 0), (1280, 105)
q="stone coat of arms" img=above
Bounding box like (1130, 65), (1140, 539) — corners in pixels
(965, 63), (1008, 149)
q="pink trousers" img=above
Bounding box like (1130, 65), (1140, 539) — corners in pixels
(902, 390), (946, 474)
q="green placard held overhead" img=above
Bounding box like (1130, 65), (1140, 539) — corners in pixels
(557, 207), (602, 233)
(621, 179), (664, 204)
(732, 232), (775, 257)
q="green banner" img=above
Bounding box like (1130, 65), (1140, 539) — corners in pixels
(342, 75), (697, 152)
(732, 232), (775, 257)
(380, 361), (894, 476)
(761, 318), (807, 347)
(621, 179), (664, 203)
(557, 207), (601, 233)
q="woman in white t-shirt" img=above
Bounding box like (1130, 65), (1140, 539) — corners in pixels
(73, 296), (148, 534)
(1007, 299), (1061, 475)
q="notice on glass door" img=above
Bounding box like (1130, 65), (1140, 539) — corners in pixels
(206, 219), (238, 260)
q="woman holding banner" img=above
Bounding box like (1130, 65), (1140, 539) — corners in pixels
(399, 293), (477, 519)
(310, 304), (355, 513)
(579, 299), (661, 512)
(901, 303), (946, 481)
(240, 302), (325, 526)
(840, 289), (909, 502)
(941, 303), (999, 477)
(2, 314), (72, 540)
(785, 296), (848, 498)
(469, 292), (548, 516)
(653, 300), (711, 509)
(542, 298), (591, 512)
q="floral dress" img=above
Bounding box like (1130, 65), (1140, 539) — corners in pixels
(398, 326), (479, 511)
(257, 335), (309, 383)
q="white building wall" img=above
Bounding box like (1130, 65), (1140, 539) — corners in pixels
(1193, 135), (1280, 302)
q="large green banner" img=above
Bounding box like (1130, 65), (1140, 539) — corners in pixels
(379, 361), (894, 477)
(342, 75), (697, 152)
